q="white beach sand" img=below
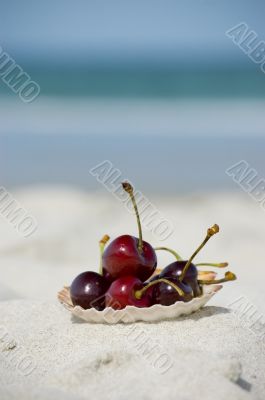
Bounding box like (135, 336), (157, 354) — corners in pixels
(0, 187), (265, 399)
(1, 300), (264, 400)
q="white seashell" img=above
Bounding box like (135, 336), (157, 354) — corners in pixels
(58, 285), (222, 324)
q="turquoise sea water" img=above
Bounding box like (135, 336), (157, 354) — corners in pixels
(1, 67), (264, 193)
(1, 67), (265, 98)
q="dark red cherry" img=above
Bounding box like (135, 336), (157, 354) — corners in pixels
(70, 271), (109, 310)
(151, 277), (193, 306)
(105, 275), (151, 309)
(103, 182), (157, 281)
(103, 235), (157, 281)
(161, 260), (197, 280)
(155, 225), (222, 297)
(160, 261), (201, 297)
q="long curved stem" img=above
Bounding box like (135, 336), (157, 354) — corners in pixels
(198, 271), (236, 285)
(99, 234), (110, 275)
(122, 182), (143, 253)
(155, 247), (182, 261)
(196, 262), (228, 268)
(179, 224), (220, 282)
(134, 278), (185, 299)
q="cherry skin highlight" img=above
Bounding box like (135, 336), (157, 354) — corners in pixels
(102, 235), (157, 282)
(160, 261), (202, 297)
(105, 275), (152, 309)
(70, 271), (109, 310)
(151, 277), (193, 306)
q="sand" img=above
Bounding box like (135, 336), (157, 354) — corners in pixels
(0, 187), (265, 399)
(0, 301), (264, 400)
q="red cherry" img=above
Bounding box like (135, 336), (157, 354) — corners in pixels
(103, 235), (157, 281)
(155, 224), (222, 297)
(105, 276), (151, 309)
(70, 271), (109, 310)
(151, 277), (193, 306)
(160, 261), (201, 297)
(103, 182), (157, 281)
(70, 235), (111, 310)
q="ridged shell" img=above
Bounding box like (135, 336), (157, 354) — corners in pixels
(58, 284), (222, 324)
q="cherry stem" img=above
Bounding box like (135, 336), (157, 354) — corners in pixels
(179, 224), (220, 282)
(198, 271), (237, 285)
(155, 247), (182, 261)
(122, 182), (143, 253)
(196, 262), (228, 268)
(134, 278), (185, 300)
(99, 234), (110, 275)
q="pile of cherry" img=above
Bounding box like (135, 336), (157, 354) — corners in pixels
(70, 182), (236, 311)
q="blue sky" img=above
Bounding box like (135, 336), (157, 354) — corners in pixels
(1, 0), (264, 66)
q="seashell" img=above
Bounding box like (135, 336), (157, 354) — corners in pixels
(58, 284), (222, 324)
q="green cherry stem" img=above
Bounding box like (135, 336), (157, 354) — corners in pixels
(134, 278), (185, 300)
(122, 182), (143, 253)
(155, 247), (182, 261)
(196, 262), (228, 268)
(198, 271), (237, 285)
(179, 224), (220, 283)
(99, 234), (110, 275)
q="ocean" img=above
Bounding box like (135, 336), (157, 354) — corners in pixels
(1, 67), (265, 193)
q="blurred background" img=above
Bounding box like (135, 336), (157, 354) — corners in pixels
(1, 6), (265, 399)
(0, 0), (265, 312)
(1, 0), (265, 193)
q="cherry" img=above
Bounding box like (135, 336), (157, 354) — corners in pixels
(103, 182), (157, 281)
(103, 235), (157, 282)
(160, 260), (197, 281)
(70, 271), (109, 310)
(155, 224), (225, 297)
(105, 275), (190, 309)
(158, 262), (229, 296)
(70, 235), (111, 310)
(159, 261), (202, 297)
(154, 246), (201, 295)
(151, 277), (193, 306)
(105, 276), (152, 309)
